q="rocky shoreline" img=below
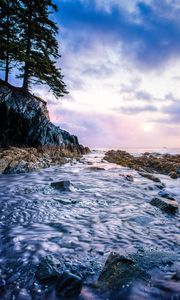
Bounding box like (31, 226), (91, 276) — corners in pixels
(0, 146), (90, 174)
(0, 81), (90, 175)
(104, 150), (180, 179)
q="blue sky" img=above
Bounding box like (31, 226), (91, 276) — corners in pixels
(26, 1), (180, 147)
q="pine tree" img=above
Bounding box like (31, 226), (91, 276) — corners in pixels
(0, 0), (20, 83)
(18, 0), (67, 97)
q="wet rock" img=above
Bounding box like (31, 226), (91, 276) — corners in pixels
(155, 183), (166, 189)
(124, 174), (134, 182)
(98, 250), (179, 292)
(169, 171), (178, 179)
(158, 190), (175, 200)
(36, 255), (62, 282)
(171, 270), (180, 281)
(0, 278), (5, 288)
(86, 166), (105, 171)
(139, 172), (161, 183)
(51, 180), (75, 192)
(98, 252), (149, 290)
(150, 197), (179, 213)
(56, 271), (82, 298)
(3, 160), (29, 174)
(104, 150), (180, 179)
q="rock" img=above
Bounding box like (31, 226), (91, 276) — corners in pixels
(158, 190), (175, 200)
(169, 171), (178, 179)
(104, 150), (180, 178)
(172, 270), (180, 281)
(155, 183), (166, 189)
(139, 172), (161, 183)
(0, 278), (5, 288)
(51, 180), (75, 192)
(56, 271), (82, 298)
(98, 250), (179, 292)
(0, 81), (87, 154)
(3, 160), (29, 174)
(36, 255), (62, 282)
(86, 167), (105, 171)
(98, 252), (149, 290)
(124, 174), (134, 182)
(150, 197), (179, 213)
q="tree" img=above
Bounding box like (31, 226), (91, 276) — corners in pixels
(0, 0), (20, 83)
(18, 0), (67, 97)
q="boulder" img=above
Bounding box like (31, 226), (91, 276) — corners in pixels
(56, 272), (82, 298)
(98, 250), (179, 292)
(98, 252), (149, 290)
(150, 197), (179, 213)
(51, 180), (75, 192)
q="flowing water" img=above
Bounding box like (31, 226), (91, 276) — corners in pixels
(0, 149), (179, 300)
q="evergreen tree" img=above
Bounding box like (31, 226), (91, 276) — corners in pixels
(18, 0), (67, 97)
(0, 0), (20, 83)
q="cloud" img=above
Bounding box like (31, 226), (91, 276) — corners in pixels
(116, 104), (158, 115)
(59, 0), (180, 69)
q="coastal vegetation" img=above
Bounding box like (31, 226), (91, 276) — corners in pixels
(0, 0), (67, 97)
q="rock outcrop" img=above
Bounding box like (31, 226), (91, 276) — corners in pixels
(0, 80), (89, 155)
(104, 150), (180, 179)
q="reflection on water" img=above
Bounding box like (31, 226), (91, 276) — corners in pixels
(0, 150), (179, 299)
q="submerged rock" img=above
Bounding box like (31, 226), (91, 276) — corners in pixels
(51, 180), (75, 192)
(36, 255), (62, 282)
(150, 197), (179, 213)
(56, 272), (82, 298)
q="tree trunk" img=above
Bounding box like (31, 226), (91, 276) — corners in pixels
(22, 1), (32, 90)
(5, 52), (9, 83)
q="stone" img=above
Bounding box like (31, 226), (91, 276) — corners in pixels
(139, 172), (161, 183)
(56, 271), (82, 298)
(51, 180), (75, 192)
(150, 197), (179, 213)
(169, 171), (178, 179)
(36, 255), (62, 282)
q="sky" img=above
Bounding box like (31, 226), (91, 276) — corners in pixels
(24, 0), (180, 148)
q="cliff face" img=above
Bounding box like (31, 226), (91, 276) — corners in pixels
(0, 81), (88, 154)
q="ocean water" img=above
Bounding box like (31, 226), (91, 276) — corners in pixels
(0, 149), (179, 299)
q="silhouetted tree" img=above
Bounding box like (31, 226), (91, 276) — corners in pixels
(0, 0), (20, 83)
(18, 0), (67, 97)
